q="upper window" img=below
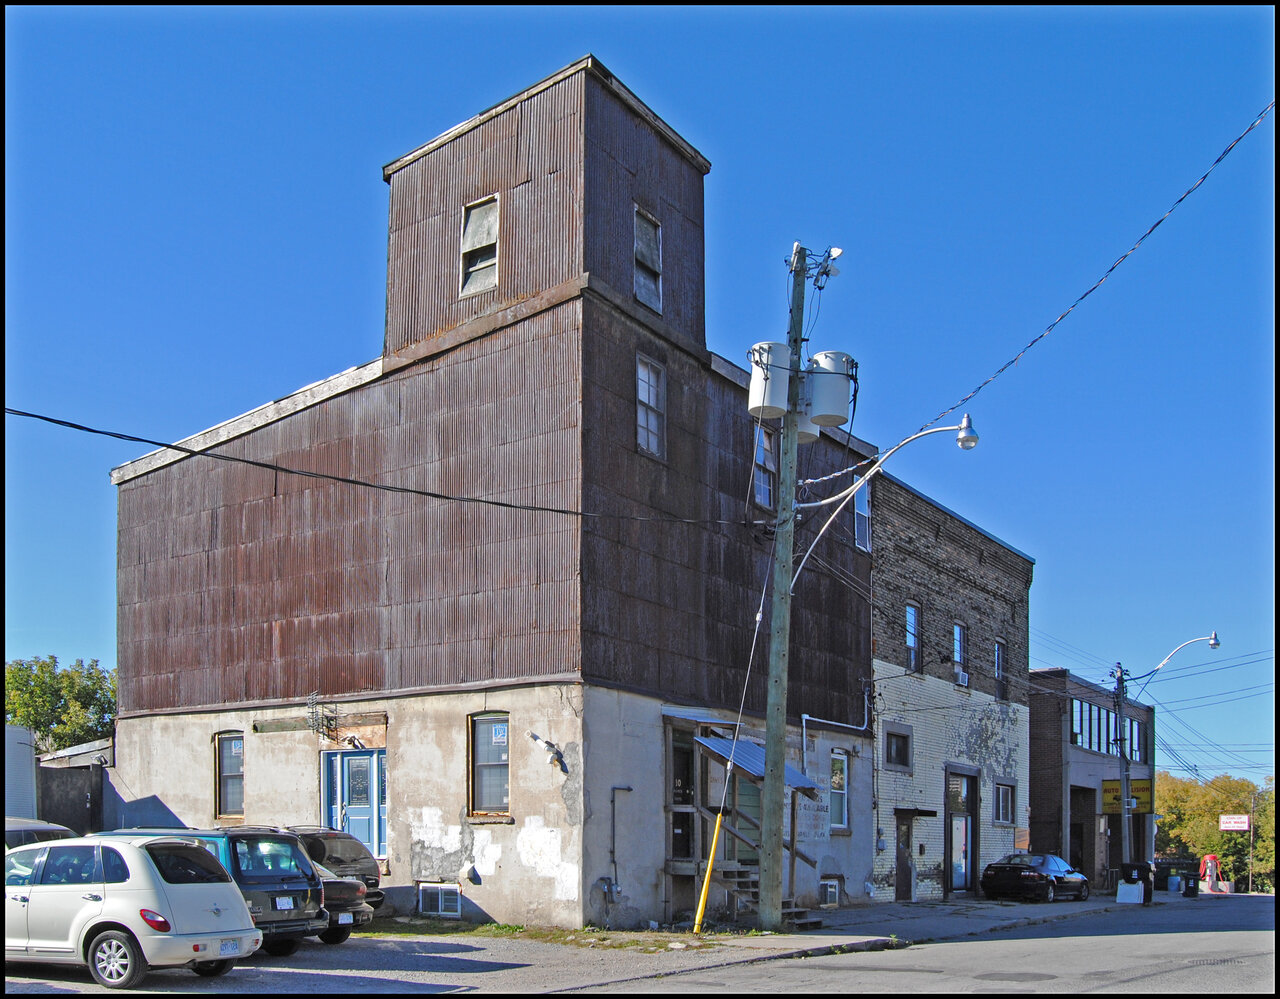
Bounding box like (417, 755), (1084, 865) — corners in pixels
(636, 354), (666, 459)
(460, 196), (499, 296)
(953, 623), (968, 667)
(884, 726), (912, 772)
(905, 603), (920, 672)
(634, 208), (662, 313)
(829, 750), (849, 830)
(854, 478), (871, 551)
(754, 427), (777, 509)
(470, 712), (510, 815)
(994, 639), (1008, 700)
(216, 732), (244, 818)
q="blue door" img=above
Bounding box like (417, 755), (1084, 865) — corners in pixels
(323, 750), (386, 858)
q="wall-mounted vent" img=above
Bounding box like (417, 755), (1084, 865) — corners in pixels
(418, 882), (462, 918)
(818, 878), (840, 907)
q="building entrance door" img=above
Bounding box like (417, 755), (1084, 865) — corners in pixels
(323, 749), (387, 858)
(946, 771), (978, 894)
(895, 814), (914, 901)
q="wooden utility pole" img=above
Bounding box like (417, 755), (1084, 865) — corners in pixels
(759, 243), (808, 931)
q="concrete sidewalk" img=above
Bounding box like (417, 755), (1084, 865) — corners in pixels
(553, 887), (1219, 992)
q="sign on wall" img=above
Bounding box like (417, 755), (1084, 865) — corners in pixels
(1219, 814), (1250, 831)
(1101, 778), (1152, 814)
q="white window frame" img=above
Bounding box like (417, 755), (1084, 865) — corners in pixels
(995, 782), (1014, 824)
(636, 354), (666, 459)
(418, 882), (462, 918)
(829, 750), (849, 830)
(953, 622), (968, 667)
(215, 731), (245, 819)
(905, 603), (920, 672)
(460, 195), (499, 296)
(753, 426), (777, 509)
(854, 478), (871, 552)
(634, 207), (662, 313)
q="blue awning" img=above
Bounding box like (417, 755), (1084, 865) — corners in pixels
(695, 736), (821, 798)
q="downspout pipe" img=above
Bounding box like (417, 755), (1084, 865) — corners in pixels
(610, 785), (632, 892)
(801, 688), (871, 775)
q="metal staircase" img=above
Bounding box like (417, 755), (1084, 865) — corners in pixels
(712, 861), (823, 930)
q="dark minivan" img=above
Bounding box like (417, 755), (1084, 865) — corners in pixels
(94, 827), (327, 955)
(288, 827), (384, 910)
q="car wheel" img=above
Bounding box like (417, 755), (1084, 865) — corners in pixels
(88, 929), (149, 990)
(192, 959), (236, 977)
(1078, 883), (1089, 901)
(319, 927), (352, 945)
(263, 938), (301, 957)
(1044, 882), (1056, 903)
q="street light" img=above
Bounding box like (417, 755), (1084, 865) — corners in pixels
(791, 415), (979, 588)
(1114, 631), (1221, 866)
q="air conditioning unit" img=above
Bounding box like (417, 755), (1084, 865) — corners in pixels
(418, 882), (462, 918)
(818, 879), (840, 907)
(956, 670), (969, 687)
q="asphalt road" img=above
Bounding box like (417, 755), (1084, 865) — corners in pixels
(6, 894), (1275, 993)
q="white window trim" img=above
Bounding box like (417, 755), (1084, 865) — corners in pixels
(905, 602), (920, 672)
(829, 749), (850, 831)
(636, 353), (667, 460)
(460, 195), (499, 297)
(994, 781), (1015, 824)
(754, 426), (777, 510)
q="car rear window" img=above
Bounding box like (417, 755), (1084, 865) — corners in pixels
(230, 836), (314, 880)
(996, 854), (1044, 866)
(147, 844), (232, 884)
(307, 835), (373, 867)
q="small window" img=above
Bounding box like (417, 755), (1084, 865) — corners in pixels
(854, 478), (871, 551)
(995, 640), (1008, 700)
(460, 196), (499, 296)
(905, 604), (920, 672)
(470, 713), (510, 814)
(1128, 718), (1143, 763)
(995, 783), (1014, 824)
(636, 354), (666, 459)
(216, 732), (244, 818)
(634, 208), (662, 312)
(953, 623), (968, 667)
(754, 427), (777, 509)
(419, 882), (462, 918)
(829, 750), (849, 830)
(885, 730), (911, 771)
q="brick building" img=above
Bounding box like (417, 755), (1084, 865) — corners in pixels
(868, 473), (1034, 900)
(1028, 668), (1157, 887)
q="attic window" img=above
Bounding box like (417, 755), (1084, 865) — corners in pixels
(460, 196), (499, 296)
(634, 208), (662, 313)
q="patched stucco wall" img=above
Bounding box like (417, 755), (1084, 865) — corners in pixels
(871, 662), (1031, 900)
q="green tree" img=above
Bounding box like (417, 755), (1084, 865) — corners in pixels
(4, 655), (116, 753)
(1156, 770), (1275, 893)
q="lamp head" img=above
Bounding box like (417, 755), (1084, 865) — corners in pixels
(956, 414), (979, 450)
(1209, 631), (1220, 650)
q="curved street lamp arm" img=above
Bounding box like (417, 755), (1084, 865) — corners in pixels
(1131, 633), (1220, 700)
(791, 423), (963, 591)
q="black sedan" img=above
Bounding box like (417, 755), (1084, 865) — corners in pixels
(980, 853), (1090, 902)
(312, 862), (375, 944)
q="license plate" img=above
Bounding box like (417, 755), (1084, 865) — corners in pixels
(274, 896), (296, 911)
(219, 939), (239, 956)
(338, 912), (353, 924)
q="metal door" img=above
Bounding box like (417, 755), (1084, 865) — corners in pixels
(323, 749), (387, 859)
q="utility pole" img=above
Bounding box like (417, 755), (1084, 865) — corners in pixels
(1113, 663), (1132, 866)
(758, 243), (808, 932)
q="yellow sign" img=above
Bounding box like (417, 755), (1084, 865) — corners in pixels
(1101, 779), (1152, 814)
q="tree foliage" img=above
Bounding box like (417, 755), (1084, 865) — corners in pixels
(1156, 770), (1275, 893)
(4, 655), (117, 753)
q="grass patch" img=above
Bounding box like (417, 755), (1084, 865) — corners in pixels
(363, 916), (749, 950)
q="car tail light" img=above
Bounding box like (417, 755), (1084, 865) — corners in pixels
(320, 883), (325, 908)
(1020, 871), (1044, 880)
(357, 882), (366, 897)
(140, 908), (172, 932)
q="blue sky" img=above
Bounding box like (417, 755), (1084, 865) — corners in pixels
(5, 7), (1274, 788)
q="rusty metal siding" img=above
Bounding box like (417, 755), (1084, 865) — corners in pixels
(385, 73), (585, 358)
(582, 74), (706, 353)
(118, 303), (584, 716)
(577, 296), (873, 726)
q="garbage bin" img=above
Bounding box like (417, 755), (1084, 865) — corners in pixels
(1120, 862), (1155, 904)
(1183, 875), (1199, 898)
